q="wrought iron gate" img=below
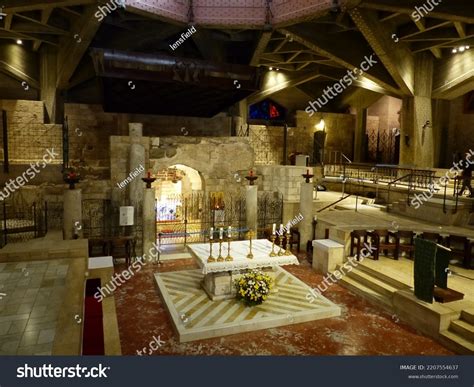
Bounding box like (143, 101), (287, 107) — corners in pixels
(156, 191), (283, 246)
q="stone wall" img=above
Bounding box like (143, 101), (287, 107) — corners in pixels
(447, 94), (474, 162)
(248, 111), (355, 165)
(258, 165), (313, 202)
(148, 136), (254, 193)
(0, 99), (62, 165)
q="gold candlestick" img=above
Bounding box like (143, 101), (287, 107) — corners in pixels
(247, 229), (255, 259)
(269, 235), (277, 257)
(278, 234), (284, 256)
(217, 239), (224, 261)
(225, 236), (233, 261)
(284, 230), (292, 255)
(207, 239), (216, 263)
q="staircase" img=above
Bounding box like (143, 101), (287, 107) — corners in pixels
(440, 309), (474, 354)
(337, 262), (474, 355)
(336, 263), (410, 312)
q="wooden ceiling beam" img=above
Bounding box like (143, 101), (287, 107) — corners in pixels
(250, 31), (272, 66)
(3, 1), (95, 13)
(56, 5), (102, 89)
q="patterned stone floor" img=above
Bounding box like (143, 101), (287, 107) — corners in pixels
(0, 260), (69, 355)
(114, 253), (454, 355)
(155, 267), (341, 342)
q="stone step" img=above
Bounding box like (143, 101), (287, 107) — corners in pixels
(339, 275), (392, 312)
(439, 330), (474, 355)
(343, 266), (399, 298)
(450, 319), (474, 342)
(356, 264), (412, 291)
(461, 309), (474, 324)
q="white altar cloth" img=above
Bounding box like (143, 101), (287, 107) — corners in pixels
(188, 239), (299, 274)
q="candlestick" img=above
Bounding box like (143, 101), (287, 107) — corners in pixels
(207, 239), (216, 263)
(269, 235), (277, 257)
(272, 223), (276, 235)
(217, 239), (224, 262)
(225, 236), (233, 261)
(247, 229), (255, 259)
(284, 229), (292, 255)
(278, 233), (284, 256)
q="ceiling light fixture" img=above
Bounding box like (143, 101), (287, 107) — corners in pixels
(269, 67), (273, 71)
(16, 39), (23, 45)
(452, 48), (457, 53)
(459, 46), (465, 52)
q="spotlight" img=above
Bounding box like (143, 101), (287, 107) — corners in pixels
(459, 46), (465, 52)
(276, 68), (280, 71)
(269, 67), (273, 71)
(466, 46), (470, 49)
(452, 48), (457, 53)
(16, 39), (23, 45)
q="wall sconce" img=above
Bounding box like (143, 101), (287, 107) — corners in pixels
(315, 118), (325, 131)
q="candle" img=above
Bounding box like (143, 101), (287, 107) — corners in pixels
(219, 227), (223, 239)
(250, 170), (253, 176)
(279, 223), (284, 234)
(147, 171), (151, 178)
(306, 169), (309, 175)
(210, 227), (214, 240)
(272, 223), (276, 235)
(228, 226), (232, 238)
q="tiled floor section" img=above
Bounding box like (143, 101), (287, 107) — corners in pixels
(114, 254), (454, 355)
(155, 267), (340, 342)
(0, 260), (69, 355)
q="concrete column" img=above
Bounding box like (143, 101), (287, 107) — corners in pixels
(128, 123), (145, 206)
(142, 188), (156, 260)
(354, 108), (367, 162)
(245, 185), (258, 232)
(298, 182), (313, 250)
(63, 189), (82, 240)
(400, 53), (434, 168)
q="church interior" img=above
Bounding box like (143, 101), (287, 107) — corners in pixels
(0, 0), (473, 356)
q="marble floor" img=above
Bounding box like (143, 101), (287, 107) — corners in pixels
(0, 259), (69, 355)
(114, 254), (454, 355)
(155, 266), (341, 342)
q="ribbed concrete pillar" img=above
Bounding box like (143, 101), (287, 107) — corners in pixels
(246, 186), (258, 232)
(143, 188), (156, 260)
(128, 123), (145, 206)
(298, 182), (313, 250)
(63, 189), (82, 240)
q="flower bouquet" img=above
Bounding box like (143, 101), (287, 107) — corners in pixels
(235, 270), (273, 306)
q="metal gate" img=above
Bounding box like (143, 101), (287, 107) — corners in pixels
(156, 190), (283, 246)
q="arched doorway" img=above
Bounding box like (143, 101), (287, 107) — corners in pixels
(153, 164), (207, 247)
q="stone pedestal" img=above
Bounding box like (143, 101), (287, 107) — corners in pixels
(63, 189), (82, 240)
(312, 239), (344, 274)
(246, 185), (258, 232)
(128, 123), (145, 207)
(202, 267), (278, 301)
(298, 182), (313, 250)
(143, 188), (156, 259)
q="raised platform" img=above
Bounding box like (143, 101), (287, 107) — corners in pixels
(155, 266), (341, 342)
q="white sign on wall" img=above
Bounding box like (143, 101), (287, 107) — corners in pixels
(119, 206), (134, 226)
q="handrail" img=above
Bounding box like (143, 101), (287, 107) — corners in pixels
(317, 194), (352, 213)
(387, 173), (411, 211)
